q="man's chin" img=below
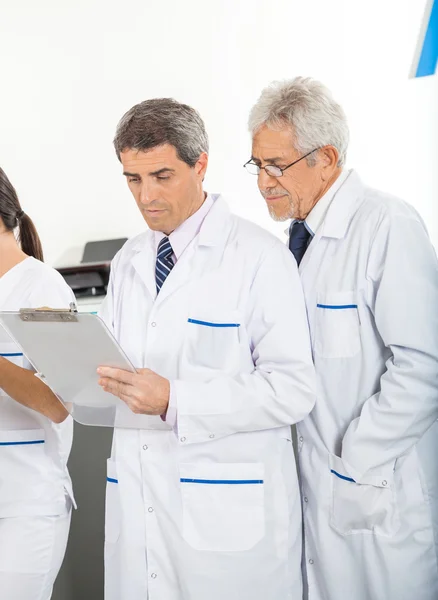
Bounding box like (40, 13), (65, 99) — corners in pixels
(142, 215), (165, 231)
(267, 205), (291, 223)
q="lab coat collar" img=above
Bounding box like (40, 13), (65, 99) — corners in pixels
(130, 232), (157, 300)
(155, 195), (230, 304)
(129, 194), (231, 303)
(197, 194), (231, 247)
(319, 170), (365, 240)
(297, 170), (365, 275)
(282, 170), (364, 242)
(129, 193), (229, 253)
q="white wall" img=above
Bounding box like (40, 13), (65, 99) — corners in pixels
(0, 0), (436, 266)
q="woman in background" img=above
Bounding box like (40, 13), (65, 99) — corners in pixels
(0, 166), (75, 600)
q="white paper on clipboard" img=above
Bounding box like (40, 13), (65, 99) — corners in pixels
(0, 308), (171, 430)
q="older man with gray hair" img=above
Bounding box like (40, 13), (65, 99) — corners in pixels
(246, 77), (438, 600)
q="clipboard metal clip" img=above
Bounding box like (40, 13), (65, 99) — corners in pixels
(19, 302), (79, 322)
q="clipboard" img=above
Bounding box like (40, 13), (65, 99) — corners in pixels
(0, 304), (171, 430)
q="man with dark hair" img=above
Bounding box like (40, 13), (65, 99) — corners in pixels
(96, 98), (316, 600)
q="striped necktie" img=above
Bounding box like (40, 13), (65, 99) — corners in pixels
(155, 236), (174, 294)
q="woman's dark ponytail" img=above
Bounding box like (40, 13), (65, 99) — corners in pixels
(0, 167), (44, 262)
(17, 212), (44, 262)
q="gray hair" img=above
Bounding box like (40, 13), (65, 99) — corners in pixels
(113, 98), (209, 166)
(248, 77), (349, 167)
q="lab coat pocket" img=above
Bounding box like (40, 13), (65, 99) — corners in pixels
(315, 291), (361, 358)
(184, 309), (242, 372)
(329, 455), (399, 536)
(180, 462), (265, 552)
(105, 459), (121, 546)
(0, 428), (56, 515)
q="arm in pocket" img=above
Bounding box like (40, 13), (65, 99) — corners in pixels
(342, 213), (438, 481)
(329, 454), (398, 536)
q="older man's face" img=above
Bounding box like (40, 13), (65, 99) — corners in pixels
(251, 125), (328, 222)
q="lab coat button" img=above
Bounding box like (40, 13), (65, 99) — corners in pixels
(382, 480), (387, 486)
(180, 437), (186, 442)
(304, 496), (309, 503)
(209, 434), (215, 439)
(299, 436), (304, 443)
(151, 322), (157, 327)
(148, 507), (154, 513)
(151, 573), (157, 579)
(309, 559), (314, 565)
(143, 445), (148, 450)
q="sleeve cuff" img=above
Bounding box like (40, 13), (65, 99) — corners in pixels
(161, 381), (178, 430)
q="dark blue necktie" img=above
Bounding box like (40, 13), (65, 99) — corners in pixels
(289, 221), (312, 266)
(155, 237), (174, 294)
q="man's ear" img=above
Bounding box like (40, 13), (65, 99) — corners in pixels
(195, 152), (209, 180)
(318, 146), (339, 180)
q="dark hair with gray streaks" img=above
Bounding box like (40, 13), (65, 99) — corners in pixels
(113, 98), (209, 166)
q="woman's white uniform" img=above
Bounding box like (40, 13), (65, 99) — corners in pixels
(0, 257), (75, 600)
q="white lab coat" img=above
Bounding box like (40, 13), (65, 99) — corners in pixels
(0, 257), (75, 599)
(296, 171), (438, 600)
(100, 195), (316, 600)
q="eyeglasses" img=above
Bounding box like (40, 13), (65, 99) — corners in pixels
(243, 148), (319, 177)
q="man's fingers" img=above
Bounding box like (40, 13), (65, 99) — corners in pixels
(118, 393), (136, 407)
(109, 390), (154, 415)
(97, 366), (136, 385)
(99, 377), (133, 400)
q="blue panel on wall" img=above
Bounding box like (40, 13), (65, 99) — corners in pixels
(415, 0), (438, 77)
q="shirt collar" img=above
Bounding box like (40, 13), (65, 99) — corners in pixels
(154, 193), (215, 260)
